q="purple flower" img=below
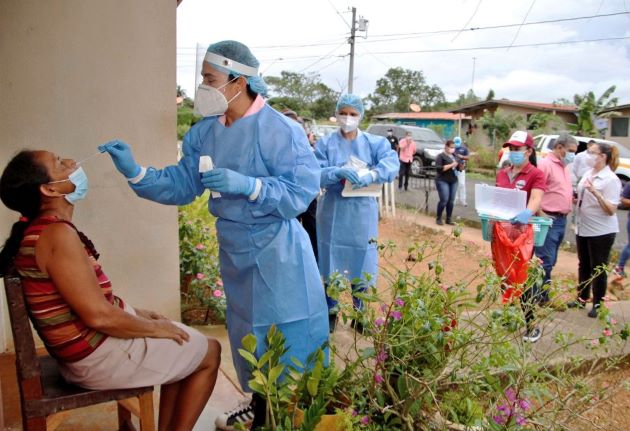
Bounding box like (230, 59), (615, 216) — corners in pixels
(374, 373), (384, 384)
(391, 310), (403, 321)
(515, 415), (527, 426)
(380, 303), (388, 313)
(603, 328), (613, 337)
(497, 403), (509, 413)
(518, 398), (531, 411)
(360, 415), (370, 425)
(394, 297), (405, 307)
(196, 272), (205, 280)
(352, 410), (358, 417)
(376, 349), (388, 363)
(505, 387), (517, 402)
(493, 415), (506, 425)
(374, 317), (385, 327)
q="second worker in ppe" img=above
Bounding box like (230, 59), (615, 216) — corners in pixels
(315, 94), (399, 333)
(99, 40), (328, 430)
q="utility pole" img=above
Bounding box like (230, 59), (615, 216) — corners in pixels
(347, 7), (357, 93)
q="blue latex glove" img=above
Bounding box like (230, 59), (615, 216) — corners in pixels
(200, 168), (256, 196)
(353, 173), (375, 189)
(98, 140), (141, 178)
(334, 167), (359, 184)
(511, 209), (533, 224)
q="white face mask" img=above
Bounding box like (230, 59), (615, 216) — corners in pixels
(336, 114), (360, 133)
(586, 153), (598, 167)
(193, 78), (242, 117)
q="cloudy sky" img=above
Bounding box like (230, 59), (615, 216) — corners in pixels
(176, 0), (630, 106)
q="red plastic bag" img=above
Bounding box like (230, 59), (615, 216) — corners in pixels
(490, 221), (534, 303)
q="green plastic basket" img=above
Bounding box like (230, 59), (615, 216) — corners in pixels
(478, 213), (553, 247)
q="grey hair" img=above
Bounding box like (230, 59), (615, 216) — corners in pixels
(555, 132), (577, 148)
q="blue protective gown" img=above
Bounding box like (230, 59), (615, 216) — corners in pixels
(129, 104), (328, 390)
(315, 130), (399, 290)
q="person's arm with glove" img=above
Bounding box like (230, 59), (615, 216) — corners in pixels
(98, 140), (142, 179)
(200, 168), (259, 199)
(511, 188), (544, 224)
(315, 138), (360, 187)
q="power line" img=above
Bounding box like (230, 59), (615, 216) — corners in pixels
(506, 0), (537, 51)
(451, 0), (483, 42)
(362, 35), (630, 55)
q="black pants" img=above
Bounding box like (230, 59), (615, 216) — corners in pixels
(398, 161), (411, 190)
(576, 233), (616, 306)
(297, 198), (318, 263)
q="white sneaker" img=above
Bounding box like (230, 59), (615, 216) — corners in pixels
(523, 327), (542, 343)
(215, 398), (254, 430)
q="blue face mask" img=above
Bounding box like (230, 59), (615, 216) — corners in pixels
(49, 167), (89, 204)
(563, 152), (576, 165)
(508, 150), (526, 166)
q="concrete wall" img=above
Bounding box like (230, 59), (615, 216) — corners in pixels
(605, 107), (630, 147)
(0, 0), (180, 351)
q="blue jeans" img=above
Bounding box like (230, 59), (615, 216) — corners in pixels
(435, 179), (457, 221)
(617, 214), (630, 272)
(534, 214), (567, 297)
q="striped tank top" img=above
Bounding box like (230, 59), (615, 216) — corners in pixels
(14, 216), (124, 362)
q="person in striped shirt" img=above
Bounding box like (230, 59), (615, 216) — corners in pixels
(0, 150), (221, 431)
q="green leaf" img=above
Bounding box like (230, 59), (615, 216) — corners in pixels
(241, 334), (257, 353)
(269, 364), (285, 384)
(238, 349), (258, 368)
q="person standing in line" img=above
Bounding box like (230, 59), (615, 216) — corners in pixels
(453, 136), (470, 207)
(568, 142), (621, 318)
(386, 128), (399, 153)
(99, 40), (328, 431)
(315, 94), (399, 333)
(434, 140), (459, 226)
(571, 140), (597, 186)
(282, 108), (319, 263)
(398, 131), (416, 191)
(534, 133), (577, 304)
(495, 131), (546, 343)
(613, 180), (630, 280)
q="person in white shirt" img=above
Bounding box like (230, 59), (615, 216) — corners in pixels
(568, 142), (621, 318)
(570, 140), (596, 186)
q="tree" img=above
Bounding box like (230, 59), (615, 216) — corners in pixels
(265, 71), (338, 120)
(527, 112), (565, 134)
(485, 89), (495, 101)
(571, 85), (618, 136)
(477, 108), (525, 148)
(366, 67), (446, 115)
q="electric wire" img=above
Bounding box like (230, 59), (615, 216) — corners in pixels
(506, 0), (537, 51)
(451, 0), (483, 42)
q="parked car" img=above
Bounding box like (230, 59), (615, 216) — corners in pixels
(367, 123), (445, 176)
(497, 134), (630, 185)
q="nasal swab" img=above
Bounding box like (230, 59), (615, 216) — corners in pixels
(76, 150), (104, 165)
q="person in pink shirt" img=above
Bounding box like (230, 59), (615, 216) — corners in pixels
(534, 133), (577, 303)
(398, 131), (416, 191)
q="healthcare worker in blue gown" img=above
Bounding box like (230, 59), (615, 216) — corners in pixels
(99, 40), (328, 430)
(315, 94), (399, 333)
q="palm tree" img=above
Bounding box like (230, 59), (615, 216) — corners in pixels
(571, 85), (618, 136)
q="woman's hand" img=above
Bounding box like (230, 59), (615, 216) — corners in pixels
(584, 178), (596, 194)
(152, 319), (190, 345)
(136, 308), (167, 320)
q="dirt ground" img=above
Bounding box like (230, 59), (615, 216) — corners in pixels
(375, 209), (630, 431)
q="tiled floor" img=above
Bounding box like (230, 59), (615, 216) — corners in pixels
(0, 325), (248, 431)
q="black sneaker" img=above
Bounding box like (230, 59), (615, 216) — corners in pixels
(328, 313), (338, 333)
(587, 305), (600, 318)
(567, 300), (586, 309)
(215, 398), (254, 430)
(445, 219), (455, 225)
(350, 319), (364, 334)
(523, 327), (542, 343)
(436, 219), (444, 226)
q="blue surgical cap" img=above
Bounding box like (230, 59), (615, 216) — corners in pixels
(205, 40), (268, 96)
(454, 136), (462, 145)
(336, 94), (364, 117)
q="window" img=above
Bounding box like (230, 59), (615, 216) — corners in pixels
(611, 117), (629, 137)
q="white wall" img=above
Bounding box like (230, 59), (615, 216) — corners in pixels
(0, 0), (180, 351)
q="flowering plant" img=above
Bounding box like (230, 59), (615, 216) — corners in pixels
(179, 192), (225, 324)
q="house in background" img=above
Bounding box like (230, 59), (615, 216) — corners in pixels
(371, 112), (471, 139)
(449, 99), (578, 146)
(600, 104), (630, 147)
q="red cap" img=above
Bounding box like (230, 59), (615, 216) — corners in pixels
(503, 131), (534, 148)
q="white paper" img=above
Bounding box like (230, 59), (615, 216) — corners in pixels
(199, 156), (221, 198)
(341, 168), (382, 198)
(474, 184), (526, 220)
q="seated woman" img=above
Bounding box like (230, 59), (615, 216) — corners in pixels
(0, 150), (221, 431)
